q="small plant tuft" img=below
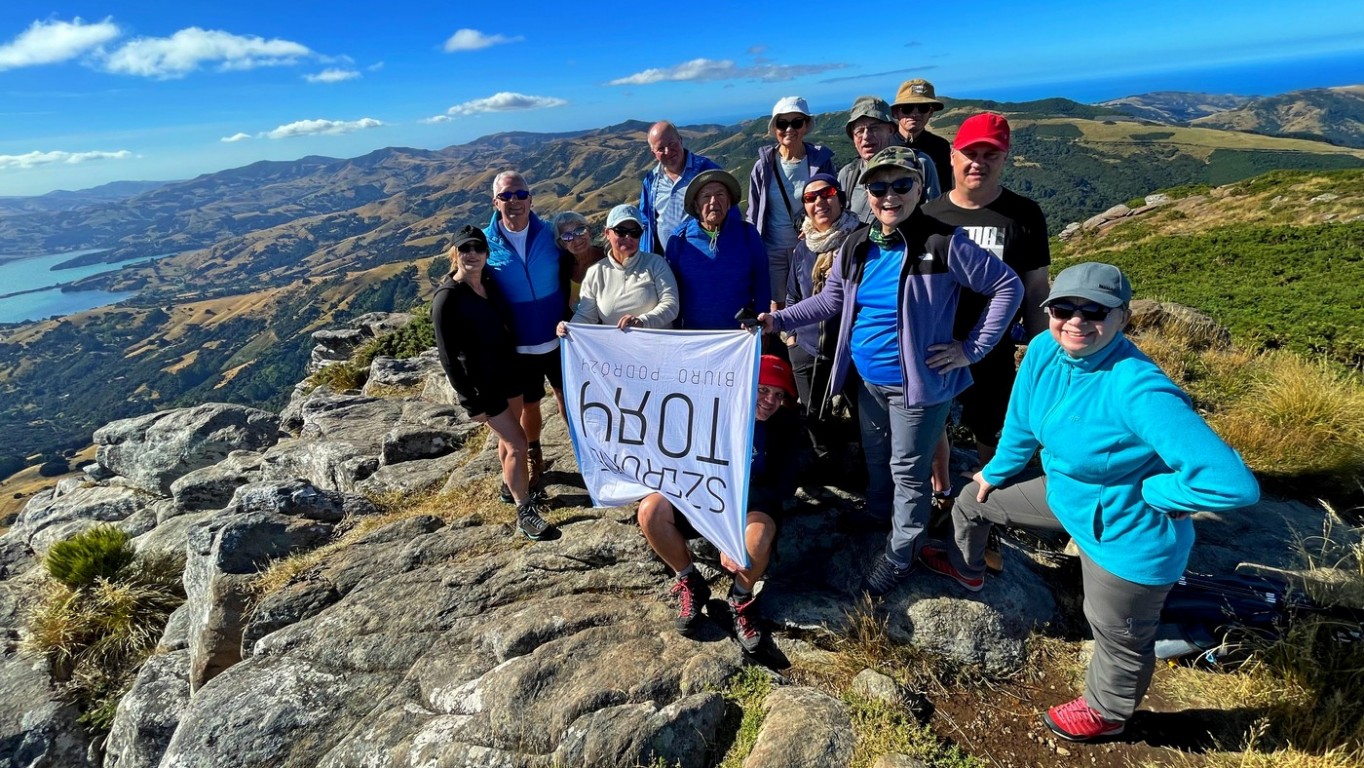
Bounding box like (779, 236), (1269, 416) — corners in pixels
(717, 666), (773, 768)
(44, 526), (135, 590)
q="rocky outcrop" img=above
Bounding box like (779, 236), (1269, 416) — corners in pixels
(745, 687), (855, 768)
(93, 404), (282, 495)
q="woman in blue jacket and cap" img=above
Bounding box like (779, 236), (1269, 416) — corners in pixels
(918, 262), (1260, 743)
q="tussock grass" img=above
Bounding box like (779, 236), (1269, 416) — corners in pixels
(1150, 507), (1364, 768)
(844, 694), (982, 768)
(304, 360), (367, 393)
(44, 525), (136, 590)
(24, 531), (186, 732)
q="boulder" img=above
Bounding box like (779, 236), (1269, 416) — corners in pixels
(1127, 300), (1232, 350)
(103, 649), (191, 768)
(7, 484), (151, 553)
(168, 451), (264, 512)
(352, 312), (413, 338)
(363, 355), (435, 395)
(378, 425), (465, 466)
(744, 687), (855, 768)
(93, 404), (281, 495)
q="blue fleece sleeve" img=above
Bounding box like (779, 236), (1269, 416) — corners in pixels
(981, 335), (1043, 484)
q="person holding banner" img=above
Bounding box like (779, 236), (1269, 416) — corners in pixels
(556, 204), (679, 334)
(664, 169), (771, 330)
(636, 355), (805, 652)
(759, 146), (1022, 598)
(432, 225), (556, 541)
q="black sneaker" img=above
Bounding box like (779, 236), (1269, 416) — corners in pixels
(862, 556), (911, 597)
(516, 502), (553, 541)
(669, 571), (710, 636)
(729, 593), (764, 653)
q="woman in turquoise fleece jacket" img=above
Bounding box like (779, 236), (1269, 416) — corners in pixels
(920, 262), (1259, 744)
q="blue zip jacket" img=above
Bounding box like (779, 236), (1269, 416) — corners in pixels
(483, 211), (564, 352)
(771, 211), (1022, 407)
(746, 143), (836, 239)
(984, 331), (1260, 585)
(664, 207), (770, 329)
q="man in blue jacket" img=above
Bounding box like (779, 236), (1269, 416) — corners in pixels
(483, 170), (566, 495)
(640, 121), (720, 255)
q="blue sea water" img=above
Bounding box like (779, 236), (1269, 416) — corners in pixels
(0, 250), (165, 324)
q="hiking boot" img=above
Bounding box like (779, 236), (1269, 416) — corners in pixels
(729, 592), (764, 653)
(1043, 697), (1126, 742)
(929, 491), (954, 530)
(500, 482), (514, 504)
(918, 546), (984, 592)
(669, 571), (710, 636)
(516, 501), (553, 541)
(528, 443), (545, 491)
(861, 556), (911, 598)
(984, 527), (1005, 574)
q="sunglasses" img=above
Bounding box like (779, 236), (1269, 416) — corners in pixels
(558, 226), (589, 242)
(1047, 303), (1113, 322)
(894, 104), (933, 116)
(495, 189), (530, 202)
(802, 186), (839, 204)
(609, 225), (643, 238)
(457, 243), (488, 254)
(773, 117), (808, 131)
(864, 178), (919, 197)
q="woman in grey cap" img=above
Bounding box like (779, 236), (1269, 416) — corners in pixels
(550, 210), (604, 316)
(746, 96), (836, 308)
(557, 204), (678, 334)
(919, 262), (1259, 743)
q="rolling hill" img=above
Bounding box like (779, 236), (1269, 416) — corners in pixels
(1192, 85), (1364, 148)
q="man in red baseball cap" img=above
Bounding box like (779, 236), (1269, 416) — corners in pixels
(923, 112), (1051, 525)
(636, 354), (807, 653)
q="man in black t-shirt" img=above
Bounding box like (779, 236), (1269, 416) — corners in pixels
(891, 78), (953, 194)
(923, 112), (1050, 469)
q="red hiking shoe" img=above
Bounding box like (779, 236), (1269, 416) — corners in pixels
(1043, 697), (1126, 741)
(918, 546), (984, 592)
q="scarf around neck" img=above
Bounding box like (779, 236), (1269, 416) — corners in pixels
(802, 210), (860, 294)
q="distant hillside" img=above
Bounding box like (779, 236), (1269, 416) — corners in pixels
(1098, 91), (1251, 123)
(1192, 85), (1364, 147)
(0, 179), (169, 220)
(1054, 168), (1364, 366)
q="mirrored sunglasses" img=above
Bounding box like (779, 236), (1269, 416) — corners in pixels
(802, 186), (839, 204)
(558, 226), (589, 242)
(495, 189), (530, 202)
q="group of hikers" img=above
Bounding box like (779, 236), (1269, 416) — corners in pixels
(430, 78), (1262, 744)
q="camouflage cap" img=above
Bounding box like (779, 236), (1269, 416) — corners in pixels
(857, 146), (925, 186)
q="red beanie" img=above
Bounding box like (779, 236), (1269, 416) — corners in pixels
(759, 355), (797, 400)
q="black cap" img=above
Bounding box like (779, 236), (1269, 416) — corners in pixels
(451, 224), (488, 251)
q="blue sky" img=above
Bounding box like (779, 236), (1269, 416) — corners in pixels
(1, 1), (1361, 197)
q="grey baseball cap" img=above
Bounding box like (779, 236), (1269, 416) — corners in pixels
(845, 96), (895, 138)
(1043, 263), (1133, 308)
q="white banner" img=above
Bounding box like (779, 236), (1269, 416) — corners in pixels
(562, 325), (760, 568)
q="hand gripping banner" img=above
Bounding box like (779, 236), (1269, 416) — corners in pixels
(562, 325), (761, 567)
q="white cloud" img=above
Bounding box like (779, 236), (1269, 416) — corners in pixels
(0, 17), (121, 71)
(220, 132), (252, 143)
(304, 68), (359, 83)
(442, 29), (523, 52)
(264, 118), (383, 139)
(102, 27), (312, 78)
(440, 92), (567, 118)
(608, 57), (845, 86)
(0, 149), (132, 170)
(419, 115), (451, 124)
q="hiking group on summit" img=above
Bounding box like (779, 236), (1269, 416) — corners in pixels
(430, 77), (1261, 744)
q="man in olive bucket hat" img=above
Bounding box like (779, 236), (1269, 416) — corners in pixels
(890, 78), (952, 193)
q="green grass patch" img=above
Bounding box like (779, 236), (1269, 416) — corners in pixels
(845, 694), (983, 768)
(717, 666), (773, 768)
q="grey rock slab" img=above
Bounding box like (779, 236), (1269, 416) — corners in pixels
(358, 451), (468, 496)
(352, 312), (413, 337)
(553, 692), (725, 768)
(93, 403), (281, 495)
(8, 484), (152, 553)
(364, 355), (434, 395)
(258, 438), (379, 494)
(168, 450), (264, 512)
(378, 425), (465, 466)
(102, 649), (190, 768)
(1189, 497), (1354, 574)
(743, 686), (854, 768)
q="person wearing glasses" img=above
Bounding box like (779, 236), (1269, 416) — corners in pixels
(556, 205), (678, 335)
(664, 169), (770, 330)
(640, 121), (721, 255)
(483, 170), (567, 500)
(918, 262), (1259, 743)
(784, 174), (859, 447)
(551, 210), (605, 315)
(432, 225), (556, 542)
(838, 96), (940, 222)
(758, 146), (1022, 597)
(890, 79), (952, 194)
(746, 96), (836, 308)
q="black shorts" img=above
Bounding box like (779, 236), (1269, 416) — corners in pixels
(644, 496), (783, 540)
(518, 348), (564, 404)
(958, 343), (1017, 446)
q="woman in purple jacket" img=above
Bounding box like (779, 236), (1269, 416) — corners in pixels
(747, 96), (836, 308)
(760, 146), (1021, 597)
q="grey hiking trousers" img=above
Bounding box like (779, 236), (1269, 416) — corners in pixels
(946, 469), (1174, 721)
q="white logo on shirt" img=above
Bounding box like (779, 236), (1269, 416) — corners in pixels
(962, 225), (1006, 260)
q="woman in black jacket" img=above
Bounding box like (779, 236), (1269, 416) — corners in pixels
(431, 225), (554, 541)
